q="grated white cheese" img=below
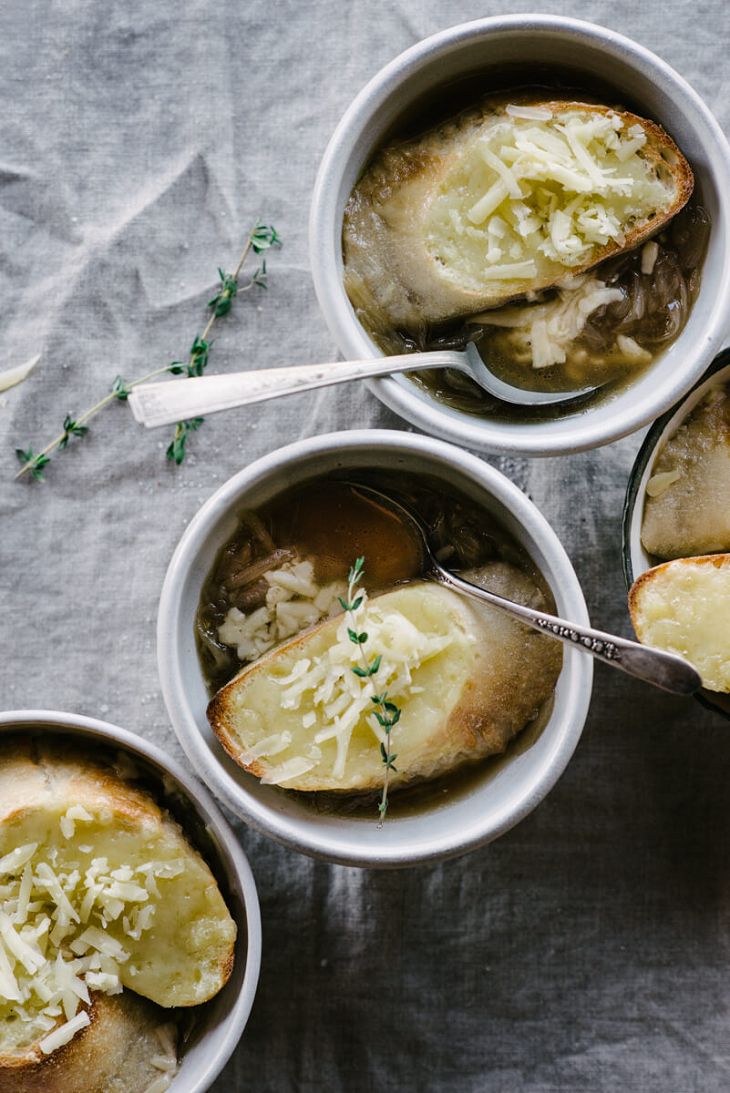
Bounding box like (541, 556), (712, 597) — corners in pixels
(0, 843), (38, 875)
(505, 103), (552, 121)
(154, 1021), (178, 1057)
(470, 274), (624, 369)
(143, 1075), (174, 1093)
(0, 353), (40, 395)
(260, 757), (316, 786)
(0, 818), (191, 1057)
(616, 334), (652, 363)
(38, 1009), (90, 1054)
(241, 731), (292, 762)
(248, 585), (455, 782)
(477, 259), (538, 280)
(641, 240), (659, 275)
(428, 105), (670, 296)
(150, 1053), (178, 1072)
(468, 178), (510, 224)
(645, 468), (682, 497)
(218, 557), (347, 664)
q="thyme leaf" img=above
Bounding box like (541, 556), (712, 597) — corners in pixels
(15, 446), (51, 482)
(208, 269), (238, 317)
(251, 225), (281, 253)
(58, 415), (89, 449)
(166, 418), (204, 466)
(111, 376), (131, 401)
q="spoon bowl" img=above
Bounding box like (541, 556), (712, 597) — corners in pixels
(128, 342), (597, 430)
(348, 482), (702, 696)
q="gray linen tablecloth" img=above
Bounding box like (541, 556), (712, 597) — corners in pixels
(2, 1), (730, 1090)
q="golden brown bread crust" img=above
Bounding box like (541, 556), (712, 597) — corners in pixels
(0, 738), (162, 833)
(629, 553), (730, 613)
(0, 991), (174, 1093)
(343, 97), (694, 336)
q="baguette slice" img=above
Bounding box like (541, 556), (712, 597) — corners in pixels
(0, 991), (175, 1093)
(641, 384), (730, 560)
(208, 568), (562, 792)
(0, 738), (236, 1066)
(629, 555), (730, 691)
(344, 98), (693, 334)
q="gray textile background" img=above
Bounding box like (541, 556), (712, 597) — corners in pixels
(1, 1), (730, 1090)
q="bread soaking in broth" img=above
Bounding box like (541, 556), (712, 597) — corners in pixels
(641, 383), (730, 560)
(207, 571), (562, 793)
(197, 478), (562, 805)
(344, 95), (705, 404)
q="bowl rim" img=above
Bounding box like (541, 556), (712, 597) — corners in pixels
(157, 428), (593, 868)
(0, 708), (262, 1093)
(309, 14), (730, 456)
(621, 348), (730, 720)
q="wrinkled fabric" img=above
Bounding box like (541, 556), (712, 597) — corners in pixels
(1, 1), (730, 1090)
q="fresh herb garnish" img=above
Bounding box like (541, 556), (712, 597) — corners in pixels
(15, 446), (51, 482)
(342, 557), (400, 825)
(15, 220), (281, 481)
(167, 418), (204, 466)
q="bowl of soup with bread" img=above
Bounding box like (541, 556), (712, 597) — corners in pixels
(310, 16), (730, 455)
(157, 430), (593, 867)
(0, 710), (261, 1093)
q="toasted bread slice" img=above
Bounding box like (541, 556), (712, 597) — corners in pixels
(207, 567), (562, 792)
(344, 98), (693, 334)
(0, 991), (176, 1093)
(641, 384), (730, 560)
(0, 737), (236, 1066)
(629, 555), (730, 692)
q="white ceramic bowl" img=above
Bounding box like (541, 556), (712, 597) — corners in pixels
(310, 15), (730, 456)
(0, 709), (262, 1093)
(158, 429), (593, 868)
(622, 348), (730, 720)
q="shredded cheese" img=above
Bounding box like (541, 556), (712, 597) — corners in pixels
(470, 273), (624, 369)
(143, 1075), (174, 1093)
(0, 353), (40, 395)
(641, 240), (659, 275)
(0, 822), (189, 1056)
(218, 557), (347, 664)
(38, 1009), (90, 1054)
(428, 106), (670, 294)
(646, 468), (682, 497)
(244, 585), (455, 783)
(505, 103), (552, 121)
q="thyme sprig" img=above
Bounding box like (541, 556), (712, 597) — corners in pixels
(341, 557), (400, 825)
(15, 220), (281, 481)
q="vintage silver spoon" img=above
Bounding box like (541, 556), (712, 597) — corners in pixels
(348, 482), (701, 696)
(128, 343), (598, 428)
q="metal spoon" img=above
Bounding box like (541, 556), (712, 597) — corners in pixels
(347, 482), (701, 696)
(128, 343), (598, 429)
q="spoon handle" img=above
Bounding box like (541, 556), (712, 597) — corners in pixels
(127, 352), (462, 428)
(437, 568), (701, 695)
